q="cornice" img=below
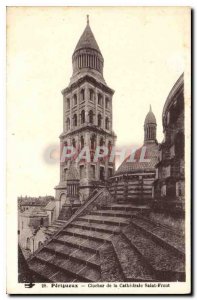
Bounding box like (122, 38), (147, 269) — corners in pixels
(61, 75), (114, 96)
(59, 125), (117, 139)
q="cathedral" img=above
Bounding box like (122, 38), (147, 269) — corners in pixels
(55, 16), (116, 208)
(20, 17), (185, 284)
(54, 17), (160, 210)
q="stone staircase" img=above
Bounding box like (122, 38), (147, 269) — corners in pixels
(45, 219), (67, 237)
(27, 189), (185, 283)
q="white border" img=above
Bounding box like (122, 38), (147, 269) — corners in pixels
(1, 0), (195, 298)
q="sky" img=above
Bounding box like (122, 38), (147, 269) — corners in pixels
(6, 6), (190, 197)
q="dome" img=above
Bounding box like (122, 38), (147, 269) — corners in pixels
(67, 162), (80, 181)
(115, 143), (159, 176)
(144, 106), (156, 125)
(162, 73), (184, 127)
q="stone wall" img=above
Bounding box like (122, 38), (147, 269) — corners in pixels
(109, 175), (155, 204)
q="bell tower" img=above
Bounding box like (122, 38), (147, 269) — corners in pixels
(55, 16), (116, 203)
(144, 105), (157, 144)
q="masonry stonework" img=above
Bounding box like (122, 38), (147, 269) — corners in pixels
(55, 18), (116, 203)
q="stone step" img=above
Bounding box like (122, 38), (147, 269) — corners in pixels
(45, 227), (59, 235)
(123, 225), (185, 281)
(56, 220), (67, 224)
(70, 220), (122, 234)
(131, 216), (185, 257)
(54, 233), (104, 254)
(99, 244), (125, 282)
(116, 199), (149, 205)
(45, 230), (55, 236)
(78, 214), (130, 226)
(112, 235), (157, 282)
(54, 223), (66, 227)
(28, 258), (75, 282)
(50, 224), (62, 229)
(102, 204), (150, 211)
(45, 241), (100, 269)
(63, 227), (113, 243)
(35, 249), (100, 282)
(90, 209), (133, 218)
(45, 219), (67, 232)
(77, 264), (101, 282)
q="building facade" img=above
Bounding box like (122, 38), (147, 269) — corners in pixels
(109, 107), (159, 204)
(18, 196), (58, 225)
(18, 207), (49, 257)
(153, 74), (184, 212)
(55, 17), (116, 203)
(18, 196), (59, 256)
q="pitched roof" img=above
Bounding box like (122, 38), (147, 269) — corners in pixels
(21, 207), (48, 217)
(44, 201), (56, 211)
(19, 196), (54, 207)
(67, 162), (80, 180)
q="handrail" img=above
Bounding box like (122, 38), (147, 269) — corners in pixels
(27, 188), (106, 261)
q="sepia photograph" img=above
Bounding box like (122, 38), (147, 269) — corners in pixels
(6, 6), (191, 294)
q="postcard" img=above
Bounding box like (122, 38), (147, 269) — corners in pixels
(6, 6), (191, 294)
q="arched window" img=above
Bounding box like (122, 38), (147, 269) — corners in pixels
(40, 218), (44, 226)
(79, 165), (85, 179)
(100, 137), (104, 146)
(64, 168), (68, 181)
(98, 114), (102, 127)
(66, 118), (70, 130)
(91, 165), (96, 178)
(105, 117), (109, 130)
(175, 131), (184, 158)
(100, 166), (105, 181)
(26, 237), (30, 250)
(66, 98), (70, 109)
(105, 97), (110, 109)
(80, 136), (84, 149)
(89, 89), (94, 101)
(90, 135), (96, 150)
(80, 89), (85, 102)
(98, 93), (103, 106)
(73, 94), (77, 106)
(73, 114), (77, 126)
(72, 138), (76, 148)
(108, 141), (112, 155)
(81, 110), (85, 124)
(89, 110), (94, 124)
(99, 138), (105, 157)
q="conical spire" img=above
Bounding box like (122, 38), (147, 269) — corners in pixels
(144, 105), (156, 125)
(144, 106), (157, 143)
(74, 16), (102, 55)
(71, 16), (105, 83)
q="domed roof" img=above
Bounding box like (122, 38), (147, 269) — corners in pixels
(115, 143), (159, 176)
(144, 105), (156, 125)
(67, 162), (80, 181)
(162, 73), (184, 126)
(74, 17), (102, 55)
